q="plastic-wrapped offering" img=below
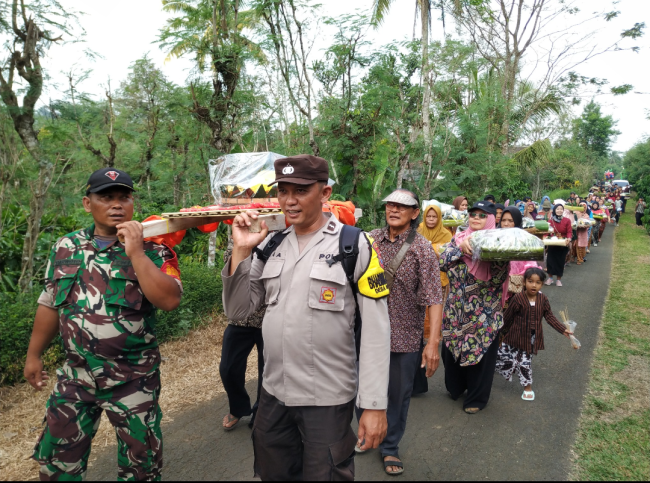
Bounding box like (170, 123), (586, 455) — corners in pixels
(577, 218), (597, 228)
(521, 217), (536, 229)
(442, 209), (469, 227)
(208, 151), (335, 203)
(469, 229), (545, 262)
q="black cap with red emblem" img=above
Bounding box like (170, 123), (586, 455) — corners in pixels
(85, 167), (135, 195)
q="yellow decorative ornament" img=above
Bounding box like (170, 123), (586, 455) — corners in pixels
(356, 234), (389, 299)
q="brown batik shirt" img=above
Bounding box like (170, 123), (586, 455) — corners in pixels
(369, 226), (443, 353)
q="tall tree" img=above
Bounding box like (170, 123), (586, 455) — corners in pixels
(160, 0), (261, 154)
(573, 100), (619, 159)
(0, 0), (80, 290)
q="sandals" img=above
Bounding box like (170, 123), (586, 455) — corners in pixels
(223, 414), (241, 432)
(464, 407), (480, 414)
(522, 390), (535, 401)
(383, 455), (404, 476)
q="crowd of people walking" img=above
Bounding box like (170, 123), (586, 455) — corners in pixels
(23, 158), (632, 481)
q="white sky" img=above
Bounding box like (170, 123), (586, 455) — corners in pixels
(41, 0), (650, 152)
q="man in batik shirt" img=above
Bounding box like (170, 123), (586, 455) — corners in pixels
(24, 168), (182, 481)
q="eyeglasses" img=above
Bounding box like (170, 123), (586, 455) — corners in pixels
(469, 212), (488, 219)
(385, 202), (414, 212)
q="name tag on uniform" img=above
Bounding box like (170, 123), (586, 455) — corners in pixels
(54, 259), (82, 266)
(112, 259), (132, 267)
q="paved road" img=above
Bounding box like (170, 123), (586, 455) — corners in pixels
(88, 225), (614, 481)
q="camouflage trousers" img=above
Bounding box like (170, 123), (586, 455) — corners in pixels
(33, 371), (162, 481)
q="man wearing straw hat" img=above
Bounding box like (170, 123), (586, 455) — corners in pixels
(222, 154), (391, 480)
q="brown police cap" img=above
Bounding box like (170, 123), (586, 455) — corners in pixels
(270, 154), (329, 185)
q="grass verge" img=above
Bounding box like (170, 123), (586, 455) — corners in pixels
(571, 211), (650, 481)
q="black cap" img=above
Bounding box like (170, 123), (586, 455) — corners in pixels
(270, 154), (329, 185)
(85, 168), (135, 195)
(469, 200), (497, 216)
(484, 194), (496, 202)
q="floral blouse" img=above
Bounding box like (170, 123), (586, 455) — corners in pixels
(439, 239), (509, 366)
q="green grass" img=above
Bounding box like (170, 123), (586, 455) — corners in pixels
(571, 210), (650, 481)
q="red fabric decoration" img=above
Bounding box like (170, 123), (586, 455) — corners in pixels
(142, 215), (186, 248)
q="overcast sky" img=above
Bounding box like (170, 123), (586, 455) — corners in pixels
(42, 0), (650, 153)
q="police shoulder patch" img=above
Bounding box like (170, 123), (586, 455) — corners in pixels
(357, 234), (389, 299)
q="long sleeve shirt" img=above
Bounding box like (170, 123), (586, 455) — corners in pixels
(439, 240), (509, 366)
(221, 215), (390, 409)
(500, 291), (566, 354)
(549, 217), (572, 239)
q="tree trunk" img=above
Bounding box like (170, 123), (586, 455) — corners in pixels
(18, 161), (54, 291)
(207, 230), (217, 267)
(420, 1), (432, 172)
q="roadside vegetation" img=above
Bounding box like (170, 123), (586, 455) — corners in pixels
(572, 208), (650, 481)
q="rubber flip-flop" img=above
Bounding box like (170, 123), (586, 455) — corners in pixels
(383, 456), (404, 476)
(464, 407), (480, 414)
(522, 390), (535, 401)
(223, 414), (240, 432)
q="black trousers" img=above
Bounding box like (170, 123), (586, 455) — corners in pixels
(442, 338), (500, 410)
(219, 325), (264, 421)
(547, 246), (568, 277)
(252, 387), (358, 481)
(636, 212), (644, 226)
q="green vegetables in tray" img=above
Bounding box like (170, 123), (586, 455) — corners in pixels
(469, 229), (545, 262)
(442, 209), (468, 227)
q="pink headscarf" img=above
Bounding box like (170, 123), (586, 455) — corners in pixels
(502, 259), (540, 307)
(453, 213), (496, 282)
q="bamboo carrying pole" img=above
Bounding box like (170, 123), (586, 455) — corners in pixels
(118, 210), (287, 242)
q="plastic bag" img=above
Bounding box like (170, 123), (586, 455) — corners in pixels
(442, 209), (468, 227)
(469, 228), (545, 262)
(521, 217), (536, 229)
(209, 151), (335, 203)
(565, 320), (581, 350)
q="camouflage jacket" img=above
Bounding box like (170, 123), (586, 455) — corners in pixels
(42, 224), (182, 390)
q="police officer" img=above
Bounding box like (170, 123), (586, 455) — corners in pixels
(24, 167), (182, 481)
(223, 155), (391, 481)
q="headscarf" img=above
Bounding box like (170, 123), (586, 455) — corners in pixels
(498, 209), (537, 304)
(453, 196), (468, 211)
(551, 203), (564, 224)
(580, 201), (592, 216)
(418, 205), (452, 246)
(499, 206), (522, 228)
(524, 201), (536, 218)
(453, 210), (496, 282)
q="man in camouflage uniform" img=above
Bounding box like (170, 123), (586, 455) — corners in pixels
(24, 168), (182, 481)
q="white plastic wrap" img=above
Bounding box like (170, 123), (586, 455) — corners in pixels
(565, 320), (581, 350)
(442, 209), (469, 227)
(209, 152), (286, 202)
(208, 152), (336, 203)
(470, 229), (545, 262)
(521, 217), (536, 229)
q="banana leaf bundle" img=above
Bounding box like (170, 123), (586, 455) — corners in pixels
(470, 229), (545, 262)
(442, 209), (468, 227)
(566, 205), (585, 212)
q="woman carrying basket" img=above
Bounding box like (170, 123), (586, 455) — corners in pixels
(545, 204), (572, 286)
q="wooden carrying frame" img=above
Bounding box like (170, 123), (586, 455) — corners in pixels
(126, 208), (286, 242)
